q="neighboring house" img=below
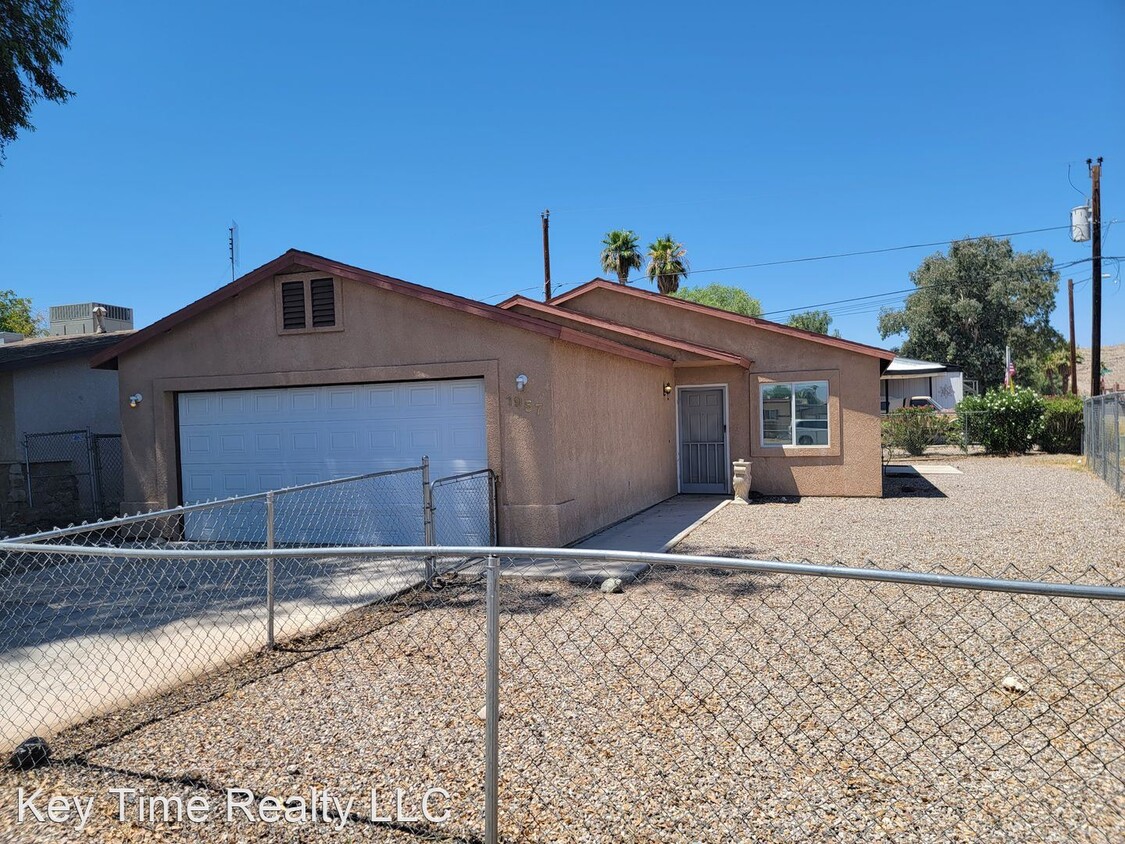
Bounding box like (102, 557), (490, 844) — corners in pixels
(0, 330), (133, 533)
(91, 251), (893, 547)
(880, 357), (964, 412)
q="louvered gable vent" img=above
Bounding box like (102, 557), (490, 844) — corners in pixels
(281, 281), (306, 329)
(309, 278), (335, 327)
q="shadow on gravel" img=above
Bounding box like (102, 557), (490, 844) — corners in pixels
(882, 475), (947, 498)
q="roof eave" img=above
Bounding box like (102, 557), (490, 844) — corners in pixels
(551, 280), (895, 361)
(501, 295), (750, 368)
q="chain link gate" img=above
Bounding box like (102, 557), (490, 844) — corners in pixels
(1085, 391), (1124, 496)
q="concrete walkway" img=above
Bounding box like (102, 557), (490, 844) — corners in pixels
(571, 495), (730, 553)
(498, 495), (730, 583)
(885, 464), (963, 476)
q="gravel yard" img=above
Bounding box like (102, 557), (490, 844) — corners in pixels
(1, 456), (1123, 843)
(678, 455), (1125, 583)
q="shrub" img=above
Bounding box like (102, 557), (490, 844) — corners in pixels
(1036, 394), (1083, 454)
(956, 388), (1045, 454)
(882, 407), (958, 456)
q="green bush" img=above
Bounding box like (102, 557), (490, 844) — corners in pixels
(882, 407), (958, 456)
(1036, 394), (1083, 454)
(956, 388), (1045, 454)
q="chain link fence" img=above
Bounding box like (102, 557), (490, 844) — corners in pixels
(0, 463), (497, 751)
(89, 433), (124, 518)
(5, 431), (124, 535)
(0, 535), (1122, 841)
(1085, 391), (1124, 496)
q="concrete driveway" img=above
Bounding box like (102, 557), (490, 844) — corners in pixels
(0, 551), (426, 752)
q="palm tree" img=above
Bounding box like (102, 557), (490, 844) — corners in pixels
(600, 230), (643, 285)
(646, 235), (689, 294)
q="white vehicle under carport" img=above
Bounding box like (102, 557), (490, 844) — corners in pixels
(795, 419), (829, 445)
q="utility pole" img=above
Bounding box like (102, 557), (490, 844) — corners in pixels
(541, 210), (552, 302)
(1089, 157), (1103, 396)
(1068, 279), (1078, 395)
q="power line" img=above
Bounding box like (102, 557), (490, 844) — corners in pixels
(759, 257), (1111, 319)
(481, 222), (1087, 302)
(615, 224), (1077, 285)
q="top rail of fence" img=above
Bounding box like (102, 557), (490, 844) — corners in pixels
(23, 428), (89, 441)
(431, 468), (495, 487)
(1, 542), (1122, 601)
(8, 465), (424, 543)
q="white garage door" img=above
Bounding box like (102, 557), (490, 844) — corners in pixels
(177, 379), (487, 543)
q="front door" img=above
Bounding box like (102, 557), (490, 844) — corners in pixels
(678, 387), (727, 493)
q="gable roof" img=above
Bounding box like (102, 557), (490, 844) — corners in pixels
(546, 279), (895, 361)
(0, 331), (135, 372)
(89, 251), (674, 370)
(500, 296), (751, 368)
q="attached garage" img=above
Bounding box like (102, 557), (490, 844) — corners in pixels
(177, 379), (486, 503)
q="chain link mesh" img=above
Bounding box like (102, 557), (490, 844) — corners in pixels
(432, 469), (497, 546)
(0, 468), (433, 750)
(0, 539), (1122, 839)
(490, 556), (1125, 842)
(1085, 392), (1124, 496)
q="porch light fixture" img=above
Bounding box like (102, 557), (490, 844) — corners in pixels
(663, 383), (673, 397)
(128, 393), (143, 408)
(515, 374), (528, 392)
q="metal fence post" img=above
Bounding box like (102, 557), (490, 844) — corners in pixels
(86, 430), (102, 519)
(489, 471), (498, 545)
(265, 491), (276, 650)
(422, 456), (435, 582)
(484, 553), (500, 844)
(22, 436), (33, 508)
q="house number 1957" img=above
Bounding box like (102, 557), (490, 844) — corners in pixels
(506, 395), (543, 416)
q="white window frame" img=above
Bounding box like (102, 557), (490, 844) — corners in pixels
(759, 380), (830, 448)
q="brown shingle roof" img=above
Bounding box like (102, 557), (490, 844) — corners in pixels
(0, 331), (135, 372)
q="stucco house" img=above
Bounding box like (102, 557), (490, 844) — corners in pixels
(1, 330), (132, 532)
(91, 250), (893, 546)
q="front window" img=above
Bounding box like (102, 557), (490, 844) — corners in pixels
(760, 380), (829, 447)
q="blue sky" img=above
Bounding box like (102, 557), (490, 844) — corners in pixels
(2, 0), (1122, 352)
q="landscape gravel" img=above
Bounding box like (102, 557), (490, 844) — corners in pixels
(1, 455), (1122, 843)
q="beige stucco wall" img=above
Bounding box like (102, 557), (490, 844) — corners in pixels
(558, 288), (885, 497)
(113, 272), (674, 545)
(549, 343), (678, 542)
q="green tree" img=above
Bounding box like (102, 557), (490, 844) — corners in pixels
(1041, 343), (1081, 395)
(878, 236), (1061, 391)
(672, 284), (762, 317)
(1, 0), (75, 161)
(787, 309), (840, 336)
(646, 235), (689, 294)
(0, 289), (42, 335)
(599, 230), (643, 285)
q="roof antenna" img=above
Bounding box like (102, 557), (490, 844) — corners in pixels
(228, 221), (240, 282)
